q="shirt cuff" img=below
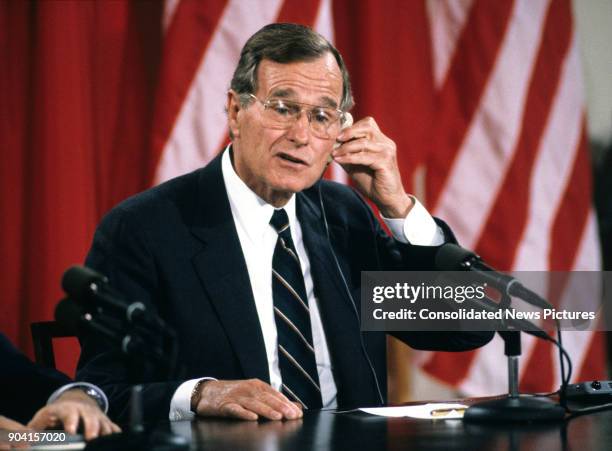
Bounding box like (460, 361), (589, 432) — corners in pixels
(382, 196), (445, 246)
(47, 382), (109, 414)
(169, 377), (217, 421)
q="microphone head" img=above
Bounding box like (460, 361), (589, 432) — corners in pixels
(435, 243), (479, 271)
(54, 298), (82, 335)
(61, 265), (107, 302)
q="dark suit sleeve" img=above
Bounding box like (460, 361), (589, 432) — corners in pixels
(347, 188), (495, 351)
(0, 333), (71, 424)
(76, 206), (182, 423)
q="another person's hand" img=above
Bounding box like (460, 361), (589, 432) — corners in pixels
(27, 389), (121, 440)
(0, 416), (27, 450)
(0, 415), (27, 431)
(332, 116), (413, 218)
(193, 379), (303, 421)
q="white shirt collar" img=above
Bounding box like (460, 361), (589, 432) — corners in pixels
(221, 145), (298, 243)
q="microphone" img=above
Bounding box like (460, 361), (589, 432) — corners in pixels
(455, 292), (550, 339)
(55, 297), (151, 355)
(435, 243), (552, 310)
(62, 265), (153, 326)
(61, 265), (107, 300)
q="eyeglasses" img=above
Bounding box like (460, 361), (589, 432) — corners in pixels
(247, 94), (347, 139)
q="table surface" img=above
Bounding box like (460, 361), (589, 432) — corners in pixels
(162, 401), (612, 451)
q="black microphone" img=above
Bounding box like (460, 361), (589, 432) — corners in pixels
(462, 294), (551, 339)
(62, 265), (152, 326)
(62, 265), (107, 300)
(55, 297), (151, 355)
(435, 243), (552, 310)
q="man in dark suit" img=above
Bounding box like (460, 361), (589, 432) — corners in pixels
(0, 333), (119, 439)
(77, 23), (493, 423)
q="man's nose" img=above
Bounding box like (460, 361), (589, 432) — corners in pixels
(285, 112), (310, 144)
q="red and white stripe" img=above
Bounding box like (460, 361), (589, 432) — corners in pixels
(421, 0), (604, 395)
(430, 0), (550, 249)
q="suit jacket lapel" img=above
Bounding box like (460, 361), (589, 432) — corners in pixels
(297, 189), (373, 405)
(189, 156), (270, 383)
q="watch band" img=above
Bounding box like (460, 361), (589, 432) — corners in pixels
(190, 379), (209, 413)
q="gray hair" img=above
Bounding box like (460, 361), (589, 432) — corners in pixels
(230, 23), (354, 111)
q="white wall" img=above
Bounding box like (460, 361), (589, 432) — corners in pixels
(574, 0), (612, 147)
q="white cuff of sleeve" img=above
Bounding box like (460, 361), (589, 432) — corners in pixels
(47, 382), (109, 414)
(382, 196), (445, 246)
(169, 377), (217, 421)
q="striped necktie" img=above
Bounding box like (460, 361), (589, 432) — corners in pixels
(269, 208), (322, 409)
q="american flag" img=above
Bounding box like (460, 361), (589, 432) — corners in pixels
(152, 0), (605, 397)
(420, 0), (605, 395)
(2, 0), (603, 398)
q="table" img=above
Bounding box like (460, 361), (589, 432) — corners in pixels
(164, 404), (612, 451)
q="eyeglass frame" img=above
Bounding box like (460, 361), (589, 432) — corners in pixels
(243, 93), (349, 138)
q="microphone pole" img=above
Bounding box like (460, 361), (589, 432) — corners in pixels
(434, 244), (565, 422)
(463, 329), (565, 422)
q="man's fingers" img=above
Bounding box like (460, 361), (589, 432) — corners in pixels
(333, 137), (370, 155)
(259, 392), (302, 419)
(59, 409), (80, 435)
(247, 381), (301, 419)
(333, 150), (378, 168)
(333, 139), (390, 163)
(27, 410), (52, 431)
(255, 384), (298, 407)
(87, 415), (119, 437)
(85, 413), (120, 439)
(26, 399), (118, 441)
(98, 419), (112, 436)
(240, 398), (285, 421)
(196, 379), (304, 420)
(25, 413), (43, 430)
(337, 117), (380, 142)
(221, 403), (258, 421)
(79, 408), (100, 440)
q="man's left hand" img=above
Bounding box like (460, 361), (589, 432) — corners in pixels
(27, 389), (121, 440)
(332, 116), (413, 218)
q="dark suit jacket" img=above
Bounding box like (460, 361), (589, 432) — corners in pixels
(1, 333), (70, 424)
(77, 154), (493, 422)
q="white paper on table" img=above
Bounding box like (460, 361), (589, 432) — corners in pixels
(359, 403), (468, 419)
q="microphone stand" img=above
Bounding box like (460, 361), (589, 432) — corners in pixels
(464, 294), (566, 422)
(79, 309), (188, 451)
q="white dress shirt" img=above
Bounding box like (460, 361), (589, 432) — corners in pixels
(169, 147), (444, 420)
(48, 382), (109, 413)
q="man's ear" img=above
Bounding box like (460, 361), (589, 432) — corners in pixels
(226, 90), (241, 139)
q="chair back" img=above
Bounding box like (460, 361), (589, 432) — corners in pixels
(30, 321), (77, 369)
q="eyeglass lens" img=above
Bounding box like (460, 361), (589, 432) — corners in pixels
(261, 98), (343, 138)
